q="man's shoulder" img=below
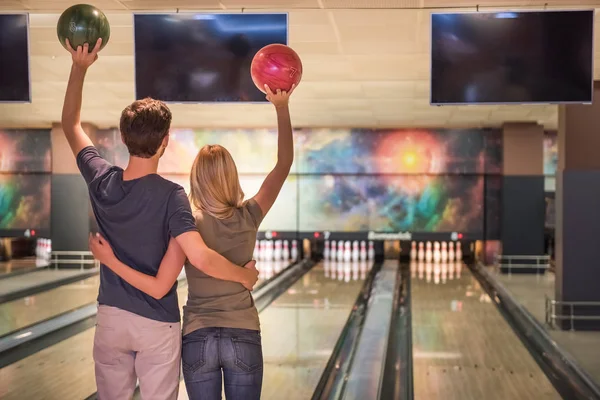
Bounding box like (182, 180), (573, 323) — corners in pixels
(154, 175), (185, 191)
(151, 175), (189, 201)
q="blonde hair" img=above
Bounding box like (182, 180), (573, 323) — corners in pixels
(189, 144), (245, 219)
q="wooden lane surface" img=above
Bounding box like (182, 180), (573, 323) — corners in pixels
(0, 284), (189, 400)
(411, 261), (561, 400)
(0, 276), (100, 337)
(176, 260), (368, 400)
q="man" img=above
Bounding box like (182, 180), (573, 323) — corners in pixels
(62, 39), (258, 399)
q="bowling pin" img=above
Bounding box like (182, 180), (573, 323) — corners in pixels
(331, 241), (337, 261)
(337, 241), (345, 262)
(351, 241), (359, 262)
(417, 242), (425, 261)
(359, 241), (367, 261)
(266, 240), (274, 261)
(343, 241), (352, 262)
(441, 242), (448, 262)
(456, 242), (463, 261)
(410, 241), (417, 261)
(426, 262), (433, 283)
(425, 241), (433, 262)
(418, 262), (425, 280)
(291, 240), (298, 261)
(324, 240), (330, 260)
(367, 241), (375, 260)
(253, 240), (259, 260)
(433, 242), (441, 263)
(448, 262), (455, 280)
(260, 240), (267, 261)
(274, 240), (282, 261)
(283, 240), (290, 260)
(434, 264), (440, 284)
(448, 242), (455, 262)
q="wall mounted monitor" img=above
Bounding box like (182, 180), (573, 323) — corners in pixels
(431, 10), (594, 105)
(134, 13), (288, 103)
(0, 14), (31, 102)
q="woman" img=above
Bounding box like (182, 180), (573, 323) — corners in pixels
(89, 84), (294, 400)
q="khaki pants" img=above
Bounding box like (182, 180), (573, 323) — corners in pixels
(94, 305), (181, 400)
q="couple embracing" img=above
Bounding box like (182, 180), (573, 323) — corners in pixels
(62, 39), (294, 399)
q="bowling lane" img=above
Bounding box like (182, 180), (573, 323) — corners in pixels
(0, 275), (100, 337)
(260, 259), (369, 399)
(0, 258), (48, 277)
(0, 268), (98, 302)
(0, 283), (190, 400)
(0, 260), (287, 400)
(410, 260), (560, 400)
(175, 259), (369, 400)
(0, 258), (284, 339)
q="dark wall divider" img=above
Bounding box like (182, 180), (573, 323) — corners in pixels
(556, 170), (600, 329)
(501, 176), (545, 256)
(51, 174), (90, 252)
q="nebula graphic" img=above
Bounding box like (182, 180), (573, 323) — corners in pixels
(92, 127), (504, 234)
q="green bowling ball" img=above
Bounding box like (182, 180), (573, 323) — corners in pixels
(57, 4), (110, 52)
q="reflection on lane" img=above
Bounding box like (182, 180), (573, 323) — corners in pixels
(176, 260), (371, 400)
(0, 259), (289, 400)
(260, 260), (368, 400)
(0, 269), (98, 300)
(410, 261), (560, 400)
(0, 260), (282, 339)
(0, 284), (189, 400)
(0, 276), (100, 336)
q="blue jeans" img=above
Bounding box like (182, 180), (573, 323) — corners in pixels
(182, 327), (263, 400)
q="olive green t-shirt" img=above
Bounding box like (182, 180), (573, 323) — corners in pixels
(182, 199), (263, 336)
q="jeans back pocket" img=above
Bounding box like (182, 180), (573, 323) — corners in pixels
(182, 334), (208, 373)
(231, 334), (263, 373)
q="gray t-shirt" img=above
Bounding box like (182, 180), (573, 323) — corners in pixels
(77, 146), (197, 323)
(182, 199), (264, 335)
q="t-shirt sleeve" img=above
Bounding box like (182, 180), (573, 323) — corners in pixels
(167, 186), (198, 238)
(76, 146), (112, 185)
(246, 198), (265, 229)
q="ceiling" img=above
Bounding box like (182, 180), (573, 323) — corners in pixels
(0, 0), (599, 130)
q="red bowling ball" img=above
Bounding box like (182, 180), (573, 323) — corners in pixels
(250, 44), (303, 94)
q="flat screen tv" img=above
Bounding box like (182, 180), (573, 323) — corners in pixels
(431, 10), (594, 105)
(0, 14), (30, 102)
(134, 13), (288, 103)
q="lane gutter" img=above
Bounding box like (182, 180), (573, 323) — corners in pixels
(469, 262), (600, 400)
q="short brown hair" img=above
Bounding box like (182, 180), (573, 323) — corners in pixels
(119, 98), (172, 158)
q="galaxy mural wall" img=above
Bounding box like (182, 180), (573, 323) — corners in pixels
(0, 129), (52, 236)
(93, 127), (503, 239)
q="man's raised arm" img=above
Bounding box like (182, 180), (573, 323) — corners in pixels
(61, 39), (102, 157)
